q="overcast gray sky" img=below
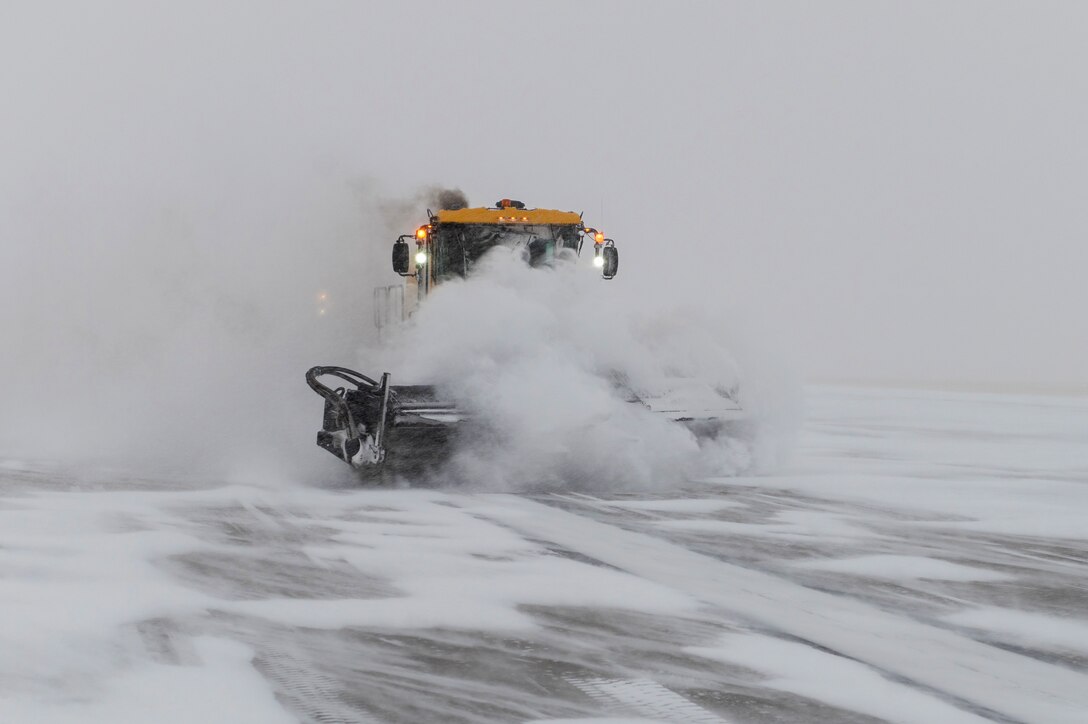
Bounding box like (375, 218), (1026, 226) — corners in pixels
(2, 1), (1086, 397)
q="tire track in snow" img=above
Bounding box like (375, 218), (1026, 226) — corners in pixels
(564, 676), (730, 723)
(467, 494), (1088, 724)
(257, 648), (382, 724)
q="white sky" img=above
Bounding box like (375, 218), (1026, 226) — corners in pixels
(2, 1), (1086, 392)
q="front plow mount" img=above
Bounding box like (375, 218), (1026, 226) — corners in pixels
(305, 366), (462, 476)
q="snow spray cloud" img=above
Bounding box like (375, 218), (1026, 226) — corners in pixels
(0, 6), (469, 481)
(367, 246), (796, 492)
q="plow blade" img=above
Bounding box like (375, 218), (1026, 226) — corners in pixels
(623, 378), (749, 444)
(307, 367), (748, 479)
(630, 379), (746, 422)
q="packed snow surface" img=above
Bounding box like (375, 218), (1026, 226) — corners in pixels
(1, 386), (1086, 723)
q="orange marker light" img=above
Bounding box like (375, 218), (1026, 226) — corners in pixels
(594, 232), (605, 243)
(416, 227), (428, 240)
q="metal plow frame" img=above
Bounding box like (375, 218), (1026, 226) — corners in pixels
(306, 366), (461, 478)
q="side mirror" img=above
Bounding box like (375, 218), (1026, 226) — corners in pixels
(602, 245), (619, 279)
(392, 240), (410, 275)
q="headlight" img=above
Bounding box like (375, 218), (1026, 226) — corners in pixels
(592, 255), (605, 268)
(415, 251), (428, 265)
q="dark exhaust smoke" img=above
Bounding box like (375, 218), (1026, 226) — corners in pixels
(430, 187), (469, 211)
(374, 185), (467, 233)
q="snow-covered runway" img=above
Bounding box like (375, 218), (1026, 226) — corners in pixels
(1, 387), (1085, 723)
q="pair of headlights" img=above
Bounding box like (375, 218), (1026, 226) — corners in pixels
(413, 251), (605, 267)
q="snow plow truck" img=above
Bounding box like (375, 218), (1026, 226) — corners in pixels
(306, 197), (742, 476)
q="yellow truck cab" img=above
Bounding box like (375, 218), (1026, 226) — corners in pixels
(380, 199), (618, 325)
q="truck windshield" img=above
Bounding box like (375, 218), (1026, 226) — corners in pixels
(433, 224), (580, 279)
